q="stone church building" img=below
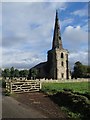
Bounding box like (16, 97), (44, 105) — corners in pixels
(30, 11), (71, 80)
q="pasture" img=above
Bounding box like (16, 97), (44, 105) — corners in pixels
(41, 81), (90, 120)
(42, 81), (90, 94)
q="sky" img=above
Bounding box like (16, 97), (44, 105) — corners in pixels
(0, 0), (89, 70)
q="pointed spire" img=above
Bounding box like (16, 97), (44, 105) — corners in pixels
(52, 10), (63, 49)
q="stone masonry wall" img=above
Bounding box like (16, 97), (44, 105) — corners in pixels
(55, 49), (69, 79)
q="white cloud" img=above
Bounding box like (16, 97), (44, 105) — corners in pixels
(60, 18), (73, 28)
(69, 51), (88, 66)
(82, 24), (88, 32)
(71, 8), (88, 17)
(2, 0), (44, 2)
(0, 47), (2, 68)
(2, 2), (66, 49)
(0, 3), (2, 68)
(62, 25), (88, 51)
(1, 0), (89, 2)
(1, 2), (88, 69)
(0, 3), (2, 44)
(2, 48), (46, 69)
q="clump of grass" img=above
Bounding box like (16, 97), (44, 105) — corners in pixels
(61, 106), (81, 120)
(4, 90), (10, 96)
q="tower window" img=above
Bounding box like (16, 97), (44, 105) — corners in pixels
(59, 36), (61, 40)
(61, 73), (64, 78)
(61, 61), (64, 66)
(61, 53), (64, 58)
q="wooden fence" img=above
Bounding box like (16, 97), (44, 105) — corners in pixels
(6, 80), (41, 93)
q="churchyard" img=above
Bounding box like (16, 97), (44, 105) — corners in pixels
(2, 77), (90, 120)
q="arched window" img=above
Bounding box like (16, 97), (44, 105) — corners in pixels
(61, 61), (64, 66)
(61, 73), (64, 78)
(61, 53), (64, 58)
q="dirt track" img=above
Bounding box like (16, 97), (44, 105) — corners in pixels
(13, 92), (67, 119)
(2, 94), (47, 118)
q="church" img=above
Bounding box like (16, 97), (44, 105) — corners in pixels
(30, 10), (71, 80)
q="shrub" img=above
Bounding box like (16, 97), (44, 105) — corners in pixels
(2, 80), (6, 88)
(50, 91), (90, 119)
(63, 88), (73, 92)
(5, 91), (10, 96)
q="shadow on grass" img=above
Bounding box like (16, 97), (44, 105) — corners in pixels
(46, 91), (90, 120)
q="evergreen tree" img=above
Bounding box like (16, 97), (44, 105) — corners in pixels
(14, 69), (19, 78)
(22, 70), (29, 78)
(73, 61), (85, 78)
(10, 67), (14, 78)
(2, 68), (10, 79)
(30, 68), (38, 79)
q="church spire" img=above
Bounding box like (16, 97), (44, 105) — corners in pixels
(52, 10), (63, 49)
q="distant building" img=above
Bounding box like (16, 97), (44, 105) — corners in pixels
(30, 10), (71, 80)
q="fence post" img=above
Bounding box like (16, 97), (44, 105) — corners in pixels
(6, 82), (8, 91)
(10, 82), (12, 94)
(40, 81), (42, 89)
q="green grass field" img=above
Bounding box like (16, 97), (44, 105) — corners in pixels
(42, 81), (90, 120)
(42, 82), (90, 94)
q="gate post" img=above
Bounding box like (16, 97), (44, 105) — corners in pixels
(10, 82), (12, 94)
(40, 81), (42, 89)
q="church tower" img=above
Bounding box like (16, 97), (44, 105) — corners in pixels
(47, 10), (70, 79)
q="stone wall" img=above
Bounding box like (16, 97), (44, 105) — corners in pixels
(39, 78), (90, 83)
(48, 48), (70, 80)
(55, 49), (68, 79)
